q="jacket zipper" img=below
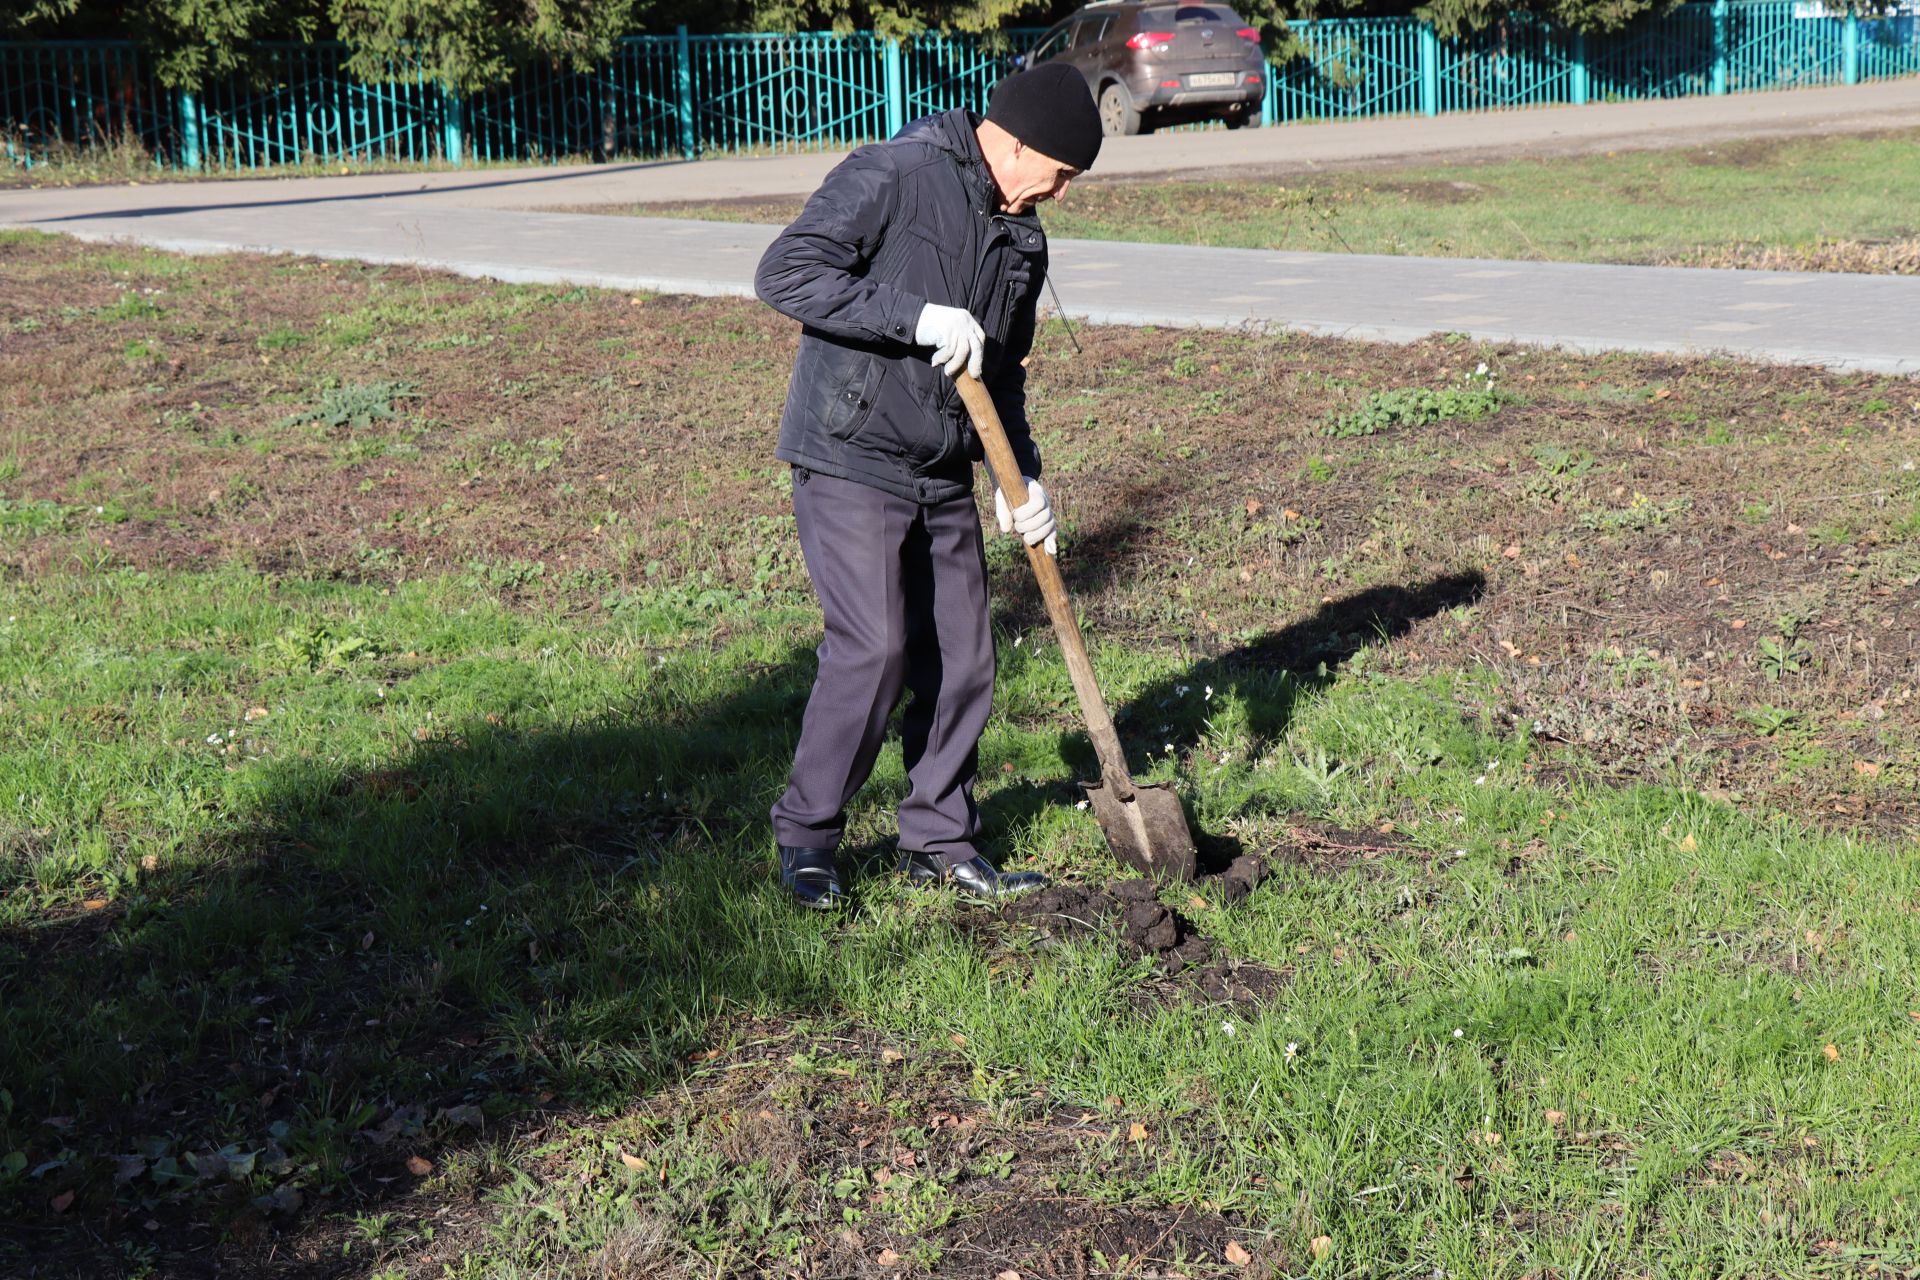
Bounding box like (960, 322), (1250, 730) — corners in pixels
(936, 210), (1011, 468)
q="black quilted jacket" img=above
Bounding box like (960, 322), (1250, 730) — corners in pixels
(754, 109), (1045, 505)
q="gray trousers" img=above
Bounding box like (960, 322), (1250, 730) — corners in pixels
(770, 468), (994, 867)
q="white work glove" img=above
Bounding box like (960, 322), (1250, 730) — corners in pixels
(994, 478), (1058, 557)
(914, 302), (985, 380)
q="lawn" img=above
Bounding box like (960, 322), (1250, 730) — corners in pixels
(580, 128), (1920, 274)
(2, 229), (1919, 1278)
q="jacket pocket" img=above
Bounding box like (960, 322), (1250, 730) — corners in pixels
(818, 352), (880, 442)
(997, 269), (1031, 345)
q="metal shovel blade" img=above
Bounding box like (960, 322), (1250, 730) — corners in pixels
(1085, 779), (1198, 882)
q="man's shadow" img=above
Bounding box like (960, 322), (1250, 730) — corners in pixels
(0, 644), (865, 1275)
(985, 566), (1487, 870)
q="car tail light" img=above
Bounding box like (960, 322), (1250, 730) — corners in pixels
(1127, 31), (1176, 50)
(1235, 26), (1260, 41)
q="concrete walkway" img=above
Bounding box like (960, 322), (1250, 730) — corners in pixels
(4, 80), (1918, 374)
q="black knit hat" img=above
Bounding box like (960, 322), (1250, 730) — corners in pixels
(985, 63), (1103, 172)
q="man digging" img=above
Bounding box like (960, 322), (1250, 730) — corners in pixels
(754, 64), (1102, 910)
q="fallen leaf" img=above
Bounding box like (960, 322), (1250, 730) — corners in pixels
(49, 1190), (75, 1213)
(1856, 760), (1882, 777)
(1128, 1122), (1149, 1142)
(1187, 893), (1210, 912)
(1545, 1109), (1567, 1126)
(997, 1271), (1023, 1280)
(1502, 544), (1521, 559)
(1823, 1043), (1840, 1062)
(948, 1033), (967, 1049)
(880, 1047), (905, 1065)
(1245, 498), (1263, 517)
(244, 706), (269, 721)
(1498, 639), (1522, 658)
(1224, 1240), (1253, 1266)
(1104, 1095), (1123, 1109)
(878, 1248), (902, 1265)
(619, 1150), (646, 1171)
(1310, 1234), (1333, 1258)
(1652, 386), (1672, 400)
(82, 899), (107, 911)
(1730, 619), (1747, 630)
(405, 1155), (433, 1176)
(1678, 833), (1698, 853)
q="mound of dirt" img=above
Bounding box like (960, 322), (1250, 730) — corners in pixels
(998, 854), (1281, 1002)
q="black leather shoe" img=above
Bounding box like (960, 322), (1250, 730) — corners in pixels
(897, 850), (1047, 902)
(777, 845), (845, 911)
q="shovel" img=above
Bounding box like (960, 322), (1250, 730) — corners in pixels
(956, 372), (1199, 882)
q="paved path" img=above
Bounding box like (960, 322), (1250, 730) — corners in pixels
(4, 81), (1918, 374)
(6, 78), (1917, 215)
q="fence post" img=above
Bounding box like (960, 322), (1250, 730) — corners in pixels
(1418, 23), (1440, 116)
(442, 89), (465, 166)
(1711, 0), (1729, 95)
(884, 37), (905, 137)
(1570, 31), (1589, 104)
(1843, 10), (1860, 83)
(177, 88), (202, 171)
(676, 25), (696, 159)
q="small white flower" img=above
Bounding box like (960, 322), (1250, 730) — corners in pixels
(1474, 362), (1489, 376)
(1013, 635), (1023, 646)
(1218, 752), (1231, 765)
(1220, 1021), (1237, 1037)
(1075, 799), (1088, 810)
(205, 733), (223, 745)
(1204, 685), (1214, 700)
(1452, 1028), (1464, 1039)
(1473, 775), (1486, 786)
(1165, 742), (1174, 754)
(1175, 684), (1190, 696)
(1284, 1041), (1299, 1061)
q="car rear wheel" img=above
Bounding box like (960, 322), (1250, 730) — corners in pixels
(1098, 82), (1142, 137)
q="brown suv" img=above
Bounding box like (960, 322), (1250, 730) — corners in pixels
(1017, 2), (1267, 136)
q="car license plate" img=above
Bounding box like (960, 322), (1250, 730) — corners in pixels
(1187, 72), (1237, 87)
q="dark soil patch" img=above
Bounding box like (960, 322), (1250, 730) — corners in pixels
(942, 1197), (1262, 1277)
(993, 853), (1291, 1010)
(3, 233), (1915, 830)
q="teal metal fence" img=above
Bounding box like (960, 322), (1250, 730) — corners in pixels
(3, 4), (1916, 172)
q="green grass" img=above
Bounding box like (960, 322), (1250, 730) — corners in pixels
(4, 565), (1920, 1275)
(1043, 131), (1920, 265)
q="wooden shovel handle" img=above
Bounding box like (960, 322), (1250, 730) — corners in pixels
(955, 372), (1134, 800)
